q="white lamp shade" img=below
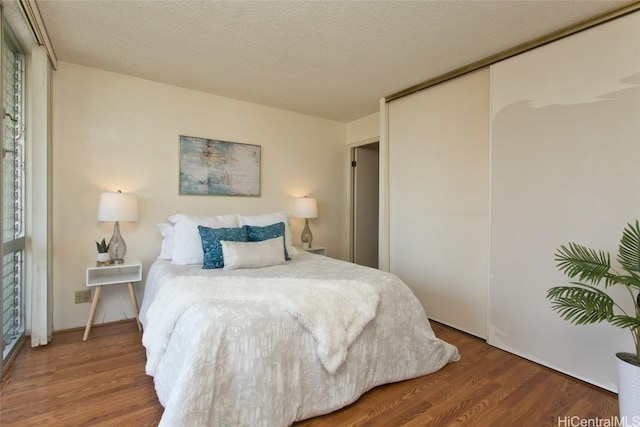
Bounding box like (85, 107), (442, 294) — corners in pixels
(97, 192), (139, 222)
(294, 197), (318, 219)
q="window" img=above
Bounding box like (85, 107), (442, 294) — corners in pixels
(1, 25), (25, 364)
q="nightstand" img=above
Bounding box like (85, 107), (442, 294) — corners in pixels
(297, 246), (327, 256)
(83, 260), (142, 341)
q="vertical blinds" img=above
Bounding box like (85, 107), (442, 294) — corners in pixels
(1, 30), (25, 362)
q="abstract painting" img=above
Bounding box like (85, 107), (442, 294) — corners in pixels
(179, 136), (261, 196)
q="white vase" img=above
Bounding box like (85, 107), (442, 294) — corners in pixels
(616, 352), (640, 424)
(96, 252), (110, 266)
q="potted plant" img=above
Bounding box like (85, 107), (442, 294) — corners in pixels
(96, 238), (110, 266)
(547, 220), (640, 420)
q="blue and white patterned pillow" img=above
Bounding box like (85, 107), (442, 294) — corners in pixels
(198, 225), (248, 269)
(245, 221), (290, 260)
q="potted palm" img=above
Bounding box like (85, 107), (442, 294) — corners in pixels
(547, 220), (640, 420)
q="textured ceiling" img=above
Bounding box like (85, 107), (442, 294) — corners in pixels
(36, 0), (630, 122)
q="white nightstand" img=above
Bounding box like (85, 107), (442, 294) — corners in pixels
(83, 260), (142, 341)
(297, 246), (327, 256)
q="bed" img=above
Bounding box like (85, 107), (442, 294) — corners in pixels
(139, 212), (459, 426)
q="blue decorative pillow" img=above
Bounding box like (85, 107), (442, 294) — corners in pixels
(245, 222), (290, 260)
(198, 226), (248, 269)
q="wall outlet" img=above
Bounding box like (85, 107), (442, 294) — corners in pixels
(75, 289), (92, 304)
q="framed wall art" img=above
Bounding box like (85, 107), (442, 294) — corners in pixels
(179, 135), (261, 196)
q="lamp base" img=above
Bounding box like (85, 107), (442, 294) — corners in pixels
(301, 218), (313, 249)
(108, 221), (127, 265)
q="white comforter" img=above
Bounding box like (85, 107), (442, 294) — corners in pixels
(140, 252), (459, 427)
(143, 276), (380, 374)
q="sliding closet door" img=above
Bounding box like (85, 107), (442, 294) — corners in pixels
(388, 68), (490, 338)
(489, 11), (640, 391)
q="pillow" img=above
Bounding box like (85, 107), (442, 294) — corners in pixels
(245, 222), (290, 260)
(198, 225), (248, 269)
(157, 223), (175, 260)
(221, 237), (286, 270)
(170, 214), (239, 264)
(239, 211), (298, 257)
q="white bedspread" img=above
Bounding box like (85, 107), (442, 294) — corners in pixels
(140, 252), (459, 427)
(143, 275), (380, 375)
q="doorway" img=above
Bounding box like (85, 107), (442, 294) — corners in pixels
(351, 142), (379, 268)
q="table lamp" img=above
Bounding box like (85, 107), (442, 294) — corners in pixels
(97, 190), (139, 264)
(294, 197), (318, 249)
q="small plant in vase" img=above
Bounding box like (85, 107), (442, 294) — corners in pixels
(96, 238), (110, 266)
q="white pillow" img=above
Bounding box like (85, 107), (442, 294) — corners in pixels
(239, 211), (298, 257)
(157, 223), (174, 260)
(221, 236), (286, 270)
(169, 214), (239, 264)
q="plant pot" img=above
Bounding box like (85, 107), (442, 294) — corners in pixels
(96, 252), (110, 267)
(616, 352), (640, 421)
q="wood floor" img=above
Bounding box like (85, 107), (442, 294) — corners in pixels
(0, 320), (617, 426)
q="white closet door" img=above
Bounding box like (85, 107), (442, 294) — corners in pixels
(388, 68), (490, 338)
(489, 11), (640, 392)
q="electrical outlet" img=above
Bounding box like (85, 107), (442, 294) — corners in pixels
(75, 289), (92, 304)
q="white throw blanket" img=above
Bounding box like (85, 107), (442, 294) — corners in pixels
(143, 275), (380, 375)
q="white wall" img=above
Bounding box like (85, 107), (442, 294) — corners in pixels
(52, 62), (347, 331)
(387, 69), (490, 338)
(346, 112), (379, 145)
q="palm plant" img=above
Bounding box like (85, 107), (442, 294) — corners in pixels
(547, 220), (640, 365)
